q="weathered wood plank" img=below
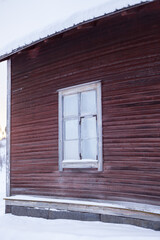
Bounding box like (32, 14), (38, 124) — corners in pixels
(10, 1), (160, 205)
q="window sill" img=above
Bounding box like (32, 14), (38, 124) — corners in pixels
(62, 159), (98, 169)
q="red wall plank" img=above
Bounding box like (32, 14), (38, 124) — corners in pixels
(10, 2), (160, 205)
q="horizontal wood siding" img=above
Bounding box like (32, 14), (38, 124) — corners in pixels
(10, 2), (160, 205)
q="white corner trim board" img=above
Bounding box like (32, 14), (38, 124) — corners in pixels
(6, 59), (11, 197)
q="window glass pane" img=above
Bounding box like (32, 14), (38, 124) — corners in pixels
(81, 90), (96, 115)
(64, 140), (79, 160)
(81, 139), (97, 160)
(65, 119), (79, 140)
(81, 117), (97, 139)
(64, 94), (78, 117)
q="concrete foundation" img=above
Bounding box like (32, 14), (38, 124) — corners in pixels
(6, 205), (160, 231)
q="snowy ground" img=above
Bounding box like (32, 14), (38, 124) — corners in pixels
(0, 168), (160, 239)
(1, 214), (160, 240)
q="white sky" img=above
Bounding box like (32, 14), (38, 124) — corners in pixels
(0, 0), (109, 133)
(0, 0), (110, 49)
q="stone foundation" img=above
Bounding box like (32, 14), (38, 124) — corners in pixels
(6, 205), (160, 231)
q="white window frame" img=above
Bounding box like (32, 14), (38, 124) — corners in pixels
(58, 81), (103, 171)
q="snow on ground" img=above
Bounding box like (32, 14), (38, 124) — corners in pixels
(0, 213), (160, 240)
(0, 169), (160, 239)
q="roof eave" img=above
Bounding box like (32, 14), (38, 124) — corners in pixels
(0, 1), (152, 62)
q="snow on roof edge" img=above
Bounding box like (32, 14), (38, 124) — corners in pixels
(0, 0), (153, 61)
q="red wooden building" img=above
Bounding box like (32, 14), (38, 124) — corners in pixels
(0, 0), (160, 230)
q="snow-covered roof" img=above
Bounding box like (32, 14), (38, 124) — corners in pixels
(0, 0), (153, 61)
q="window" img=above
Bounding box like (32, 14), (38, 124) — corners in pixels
(58, 81), (102, 171)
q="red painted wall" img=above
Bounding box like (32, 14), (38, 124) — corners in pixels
(10, 1), (160, 205)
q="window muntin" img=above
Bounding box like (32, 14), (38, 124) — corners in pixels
(58, 81), (102, 171)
